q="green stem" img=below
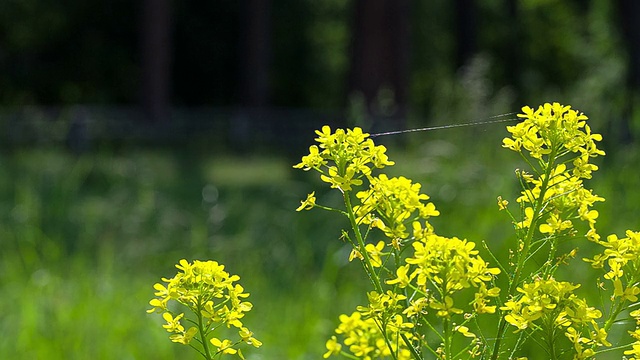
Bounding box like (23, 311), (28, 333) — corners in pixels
(375, 319), (399, 360)
(443, 318), (452, 359)
(547, 321), (558, 360)
(344, 191), (383, 293)
(197, 299), (213, 360)
(401, 332), (424, 360)
(604, 300), (627, 332)
(490, 149), (558, 360)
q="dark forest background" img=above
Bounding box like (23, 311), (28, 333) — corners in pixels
(2, 0), (640, 152)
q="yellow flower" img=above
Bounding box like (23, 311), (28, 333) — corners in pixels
(516, 207), (534, 229)
(429, 296), (464, 317)
(455, 325), (476, 338)
(239, 327), (262, 348)
(296, 191), (316, 211)
(386, 264), (413, 288)
(348, 249), (363, 262)
(403, 297), (428, 318)
(320, 165), (363, 191)
(497, 196), (509, 210)
(169, 327), (198, 344)
(473, 283), (500, 314)
(295, 125), (395, 196)
(500, 276), (602, 351)
(293, 145), (326, 170)
(147, 297), (168, 313)
(149, 259), (260, 355)
(210, 338), (238, 355)
(162, 312), (185, 333)
(614, 280), (640, 302)
(502, 137), (521, 151)
(330, 310), (415, 360)
(323, 336), (342, 358)
(590, 323), (611, 347)
(364, 241), (386, 267)
(539, 213), (573, 234)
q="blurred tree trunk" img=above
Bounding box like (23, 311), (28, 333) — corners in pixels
(140, 0), (172, 124)
(504, 0), (521, 104)
(618, 0), (639, 143)
(239, 0), (271, 107)
(454, 0), (477, 69)
(348, 0), (410, 133)
(233, 0), (272, 152)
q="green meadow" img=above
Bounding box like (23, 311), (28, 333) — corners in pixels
(1, 126), (639, 359)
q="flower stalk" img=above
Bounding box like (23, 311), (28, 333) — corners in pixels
(293, 103), (640, 359)
(147, 259), (261, 359)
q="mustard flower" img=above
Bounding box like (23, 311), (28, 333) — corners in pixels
(614, 279), (640, 302)
(162, 312), (185, 333)
(293, 125), (394, 193)
(500, 277), (606, 357)
(385, 264), (413, 288)
(170, 327), (198, 344)
(455, 325), (476, 338)
(320, 165), (362, 191)
(210, 338), (238, 355)
(354, 174), (439, 239)
(586, 230), (640, 306)
(357, 290), (407, 318)
(429, 296), (464, 317)
(329, 310), (416, 360)
(515, 207), (534, 229)
(148, 259), (260, 359)
(539, 212), (573, 235)
(508, 103), (604, 163)
(323, 336), (342, 358)
(472, 282), (500, 314)
(497, 196), (509, 210)
(294, 145), (326, 171)
(364, 240), (386, 267)
(296, 191), (316, 211)
(402, 297), (429, 318)
(565, 327), (596, 359)
(403, 233), (500, 292)
(505, 103), (605, 242)
(238, 327), (262, 348)
(626, 327), (640, 359)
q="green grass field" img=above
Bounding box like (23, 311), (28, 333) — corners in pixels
(1, 127), (638, 359)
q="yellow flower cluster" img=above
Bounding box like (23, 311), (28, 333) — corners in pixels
(391, 232), (501, 318)
(503, 102), (604, 163)
(626, 309), (640, 359)
(586, 230), (640, 301)
(354, 174), (440, 240)
(587, 231), (640, 358)
(500, 277), (607, 358)
(293, 126), (394, 193)
(324, 309), (415, 359)
(503, 103), (605, 239)
(296, 125), (502, 358)
(148, 259), (261, 358)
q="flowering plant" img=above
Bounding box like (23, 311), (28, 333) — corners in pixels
(148, 259), (261, 359)
(295, 103), (640, 359)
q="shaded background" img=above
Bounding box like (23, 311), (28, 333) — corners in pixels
(2, 0), (640, 148)
(1, 1), (640, 359)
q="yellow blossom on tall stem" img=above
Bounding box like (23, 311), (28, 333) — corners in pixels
(148, 259), (261, 359)
(295, 103), (640, 360)
(295, 125), (500, 359)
